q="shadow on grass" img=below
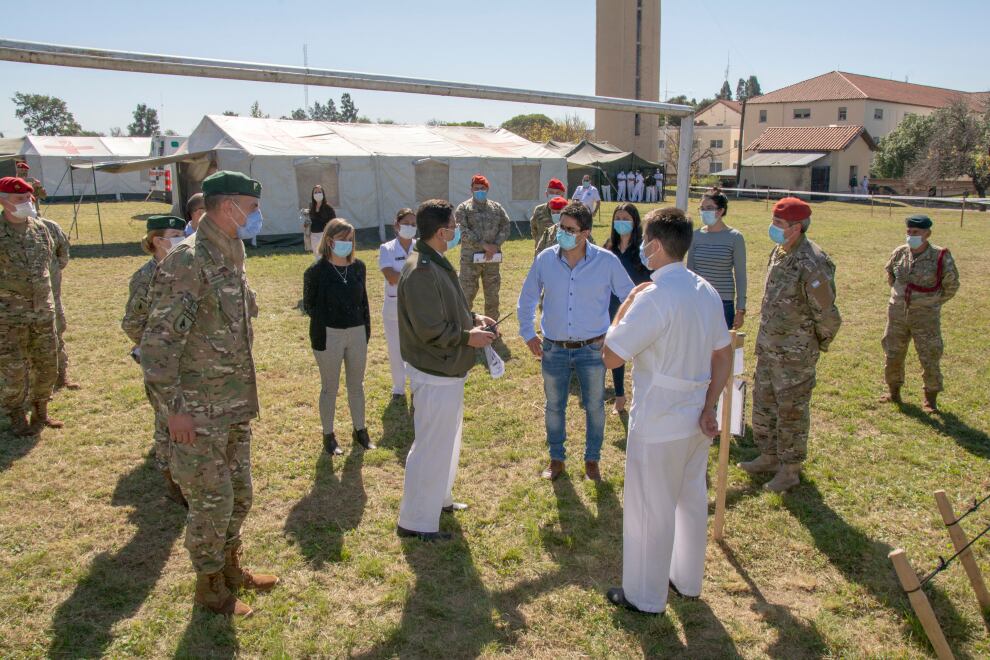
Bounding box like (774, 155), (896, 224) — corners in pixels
(172, 607), (238, 659)
(0, 424), (40, 473)
(896, 401), (990, 460)
(378, 395), (414, 456)
(283, 449), (366, 569)
(70, 242), (146, 259)
(47, 454), (186, 658)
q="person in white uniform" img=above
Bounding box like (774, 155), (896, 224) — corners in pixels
(616, 171), (628, 202)
(602, 206), (733, 615)
(632, 170), (645, 202)
(378, 208), (417, 402)
(655, 168), (665, 201)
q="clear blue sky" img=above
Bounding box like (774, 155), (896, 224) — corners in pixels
(1, 0), (987, 137)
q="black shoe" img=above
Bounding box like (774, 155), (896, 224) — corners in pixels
(668, 580), (699, 600)
(353, 428), (377, 450)
(442, 502), (468, 514)
(390, 393), (406, 404)
(396, 525), (452, 542)
(323, 432), (343, 456)
(606, 587), (663, 616)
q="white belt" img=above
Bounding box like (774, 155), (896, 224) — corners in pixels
(649, 372), (710, 392)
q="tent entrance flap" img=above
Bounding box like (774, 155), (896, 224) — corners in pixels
(511, 164), (541, 201)
(294, 160), (340, 208)
(415, 159), (449, 203)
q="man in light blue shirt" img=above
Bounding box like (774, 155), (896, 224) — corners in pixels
(518, 202), (634, 482)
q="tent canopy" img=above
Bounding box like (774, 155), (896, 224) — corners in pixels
(542, 139), (663, 192)
(17, 135), (154, 198)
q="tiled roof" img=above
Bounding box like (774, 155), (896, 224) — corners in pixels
(745, 125), (876, 152)
(748, 71), (980, 109)
(696, 99), (742, 116)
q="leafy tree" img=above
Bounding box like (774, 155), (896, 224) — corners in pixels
(872, 113), (936, 178)
(290, 108), (309, 120)
(550, 113), (590, 142)
(716, 81), (732, 101)
(428, 119), (485, 127)
(735, 78), (747, 102)
(12, 92), (83, 135)
(910, 100), (990, 197)
(164, 129), (179, 136)
(109, 126), (124, 137)
(310, 98), (340, 121)
(127, 103), (160, 136)
(376, 118), (396, 124)
(340, 93), (359, 122)
(745, 75), (762, 100)
(501, 113), (556, 142)
(249, 101), (269, 119)
(222, 110), (240, 116)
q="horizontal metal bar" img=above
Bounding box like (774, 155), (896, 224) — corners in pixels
(0, 39), (694, 117)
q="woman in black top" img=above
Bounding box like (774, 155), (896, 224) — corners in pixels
(303, 218), (375, 455)
(603, 202), (652, 414)
(307, 184), (337, 257)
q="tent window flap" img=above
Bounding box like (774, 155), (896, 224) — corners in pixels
(415, 160), (449, 203)
(295, 162), (340, 208)
(511, 164), (541, 201)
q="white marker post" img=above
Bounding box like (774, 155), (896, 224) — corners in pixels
(712, 330), (742, 541)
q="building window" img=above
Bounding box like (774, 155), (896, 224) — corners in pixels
(733, 139), (739, 148)
(874, 108), (884, 120)
(793, 108), (811, 119)
(838, 107), (847, 121)
(759, 109), (767, 123)
(692, 139), (700, 148)
(658, 140), (665, 150)
(710, 139), (723, 149)
(635, 113), (641, 137)
(709, 161), (723, 174)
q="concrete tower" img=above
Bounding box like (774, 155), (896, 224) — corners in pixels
(595, 0), (661, 160)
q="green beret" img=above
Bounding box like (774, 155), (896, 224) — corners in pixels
(201, 170), (262, 198)
(146, 215), (187, 231)
(906, 214), (933, 229)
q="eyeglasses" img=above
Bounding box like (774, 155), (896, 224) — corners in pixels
(558, 225), (581, 236)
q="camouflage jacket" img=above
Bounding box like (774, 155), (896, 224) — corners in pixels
(121, 258), (158, 345)
(885, 243), (959, 309)
(0, 211), (54, 323)
(530, 202), (554, 245)
(37, 217), (70, 300)
(756, 235), (841, 360)
(535, 222), (595, 257)
(455, 198), (510, 256)
(140, 215), (260, 425)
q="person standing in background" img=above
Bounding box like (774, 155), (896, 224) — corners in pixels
(686, 188), (747, 329)
(530, 178), (567, 252)
(307, 184), (336, 258)
(379, 208), (417, 402)
(617, 170), (628, 202)
(184, 193), (205, 237)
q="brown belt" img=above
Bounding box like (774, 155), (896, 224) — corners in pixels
(546, 334), (605, 349)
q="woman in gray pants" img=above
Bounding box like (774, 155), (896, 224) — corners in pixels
(303, 218), (376, 455)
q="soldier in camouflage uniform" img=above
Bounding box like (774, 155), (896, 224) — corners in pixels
(881, 214), (959, 412)
(15, 162), (46, 212)
(533, 195), (569, 257)
(739, 198), (841, 493)
(456, 174), (510, 320)
(141, 171), (277, 616)
(530, 179), (567, 252)
(122, 214), (188, 507)
(36, 216), (79, 390)
(0, 176), (61, 436)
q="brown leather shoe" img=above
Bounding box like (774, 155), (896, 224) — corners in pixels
(923, 390), (939, 413)
(30, 400), (63, 432)
(223, 542), (279, 592)
(585, 460), (602, 482)
(541, 459), (565, 481)
(7, 407), (34, 437)
(194, 570), (252, 617)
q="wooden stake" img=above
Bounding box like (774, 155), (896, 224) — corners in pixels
(960, 194), (968, 228)
(889, 548), (954, 660)
(934, 490), (990, 613)
(712, 330), (741, 541)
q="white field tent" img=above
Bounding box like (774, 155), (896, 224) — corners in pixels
(18, 136), (153, 200)
(172, 114), (568, 244)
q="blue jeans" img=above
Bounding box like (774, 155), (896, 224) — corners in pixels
(722, 300), (735, 329)
(541, 338), (606, 462)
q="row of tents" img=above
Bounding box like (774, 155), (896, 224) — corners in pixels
(0, 116), (662, 243)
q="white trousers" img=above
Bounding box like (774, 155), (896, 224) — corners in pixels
(602, 185), (613, 202)
(382, 298), (406, 395)
(645, 186), (657, 203)
(633, 183), (645, 202)
(397, 366), (465, 533)
(617, 182), (627, 201)
(622, 433), (710, 613)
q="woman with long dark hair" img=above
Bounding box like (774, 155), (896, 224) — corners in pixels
(307, 184), (336, 257)
(686, 187), (747, 329)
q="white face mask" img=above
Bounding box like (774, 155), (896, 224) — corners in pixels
(313, 192), (324, 202)
(168, 236), (184, 249)
(397, 224), (417, 240)
(12, 201), (37, 218)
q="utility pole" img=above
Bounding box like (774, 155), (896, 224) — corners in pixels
(303, 44), (309, 111)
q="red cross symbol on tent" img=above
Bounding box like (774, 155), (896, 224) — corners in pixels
(51, 138), (96, 155)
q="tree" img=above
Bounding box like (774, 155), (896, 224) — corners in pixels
(164, 129), (179, 136)
(289, 108), (308, 120)
(310, 98), (339, 121)
(550, 113), (590, 142)
(12, 92), (82, 135)
(127, 103), (160, 136)
(745, 75), (762, 100)
(222, 110), (240, 116)
(501, 113), (556, 141)
(660, 129), (715, 179)
(249, 101), (269, 119)
(716, 81), (733, 101)
(872, 113), (936, 178)
(910, 100), (990, 197)
(428, 119), (485, 127)
(339, 93), (359, 122)
(109, 126), (124, 137)
(735, 78), (747, 103)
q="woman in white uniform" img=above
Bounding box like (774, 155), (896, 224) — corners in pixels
(378, 208), (417, 401)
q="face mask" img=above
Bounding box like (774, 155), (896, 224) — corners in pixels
(906, 235), (923, 250)
(184, 222), (195, 237)
(639, 240), (655, 268)
(332, 240), (353, 257)
(768, 223), (787, 245)
(700, 210), (718, 226)
(614, 219), (633, 235)
(168, 236), (184, 249)
(313, 193), (324, 202)
(582, 181), (590, 187)
(556, 228), (578, 251)
(233, 202), (264, 240)
(551, 213), (561, 225)
(473, 190), (488, 203)
(398, 224), (417, 240)
(445, 226), (461, 250)
(12, 201), (36, 218)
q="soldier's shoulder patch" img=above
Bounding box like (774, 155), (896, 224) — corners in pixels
(134, 296), (150, 314)
(174, 307), (195, 333)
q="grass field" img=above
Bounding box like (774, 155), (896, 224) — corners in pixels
(1, 195), (989, 658)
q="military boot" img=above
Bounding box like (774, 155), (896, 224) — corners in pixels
(162, 468), (188, 509)
(764, 463), (801, 493)
(54, 372), (81, 391)
(737, 454), (779, 475)
(923, 390), (939, 413)
(880, 385), (901, 404)
(194, 570), (252, 617)
(30, 400), (63, 432)
(223, 541), (279, 592)
(7, 408), (34, 437)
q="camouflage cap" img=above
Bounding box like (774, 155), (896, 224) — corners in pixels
(906, 214), (933, 229)
(146, 214), (187, 231)
(202, 170), (262, 198)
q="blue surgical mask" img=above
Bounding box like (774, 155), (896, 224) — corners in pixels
(614, 219), (633, 235)
(473, 190), (487, 203)
(700, 210), (718, 226)
(234, 203), (264, 240)
(639, 240), (654, 268)
(445, 226), (461, 249)
(906, 235), (923, 250)
(582, 180), (590, 187)
(556, 228), (577, 251)
(551, 213), (561, 225)
(332, 240), (353, 257)
(768, 223), (786, 245)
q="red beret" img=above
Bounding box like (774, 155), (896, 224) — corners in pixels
(547, 178), (565, 192)
(773, 197), (811, 222)
(0, 176), (34, 194)
(15, 161), (29, 170)
(471, 174), (490, 189)
(548, 196), (568, 211)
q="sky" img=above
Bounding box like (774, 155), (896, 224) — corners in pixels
(1, 0), (988, 137)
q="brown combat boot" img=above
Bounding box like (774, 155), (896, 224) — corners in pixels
(880, 386), (901, 404)
(162, 468), (188, 509)
(55, 372), (81, 391)
(7, 407), (34, 437)
(223, 542), (279, 592)
(737, 454), (780, 475)
(194, 570), (252, 617)
(30, 400), (63, 432)
(923, 390), (939, 413)
(764, 463), (801, 493)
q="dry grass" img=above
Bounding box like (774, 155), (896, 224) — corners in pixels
(1, 196), (988, 658)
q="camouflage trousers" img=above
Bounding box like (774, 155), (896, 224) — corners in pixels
(0, 319), (57, 413)
(54, 298), (68, 380)
(751, 354), (818, 464)
(144, 384), (172, 472)
(882, 304), (943, 393)
(170, 420), (253, 574)
(459, 260), (501, 319)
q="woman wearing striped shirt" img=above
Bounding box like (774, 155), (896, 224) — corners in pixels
(686, 188), (747, 329)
